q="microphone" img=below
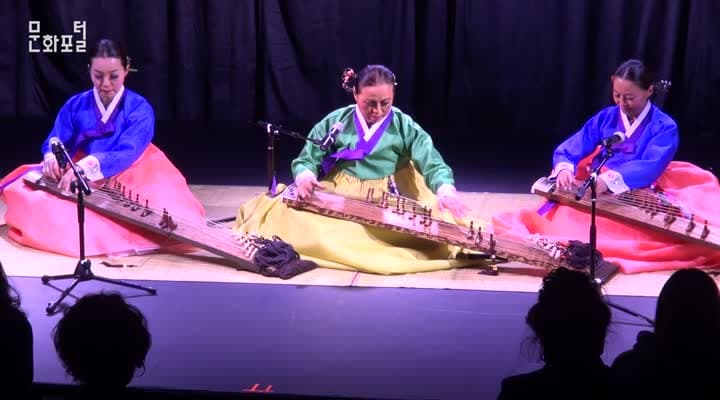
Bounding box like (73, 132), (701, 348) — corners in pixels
(600, 131), (626, 147)
(319, 122), (344, 151)
(49, 137), (68, 169)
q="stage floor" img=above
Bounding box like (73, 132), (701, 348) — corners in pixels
(16, 276), (657, 399)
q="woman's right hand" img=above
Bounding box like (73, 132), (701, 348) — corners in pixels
(555, 169), (575, 190)
(42, 155), (63, 181)
(296, 174), (325, 200)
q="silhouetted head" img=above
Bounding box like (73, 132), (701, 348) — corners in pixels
(341, 65), (397, 125)
(0, 260), (21, 311)
(53, 292), (151, 388)
(527, 267), (611, 364)
(654, 268), (720, 360)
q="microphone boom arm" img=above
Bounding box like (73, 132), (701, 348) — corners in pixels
(257, 121), (319, 145)
(255, 120), (327, 197)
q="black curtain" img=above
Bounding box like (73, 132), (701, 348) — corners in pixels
(1, 0), (718, 180)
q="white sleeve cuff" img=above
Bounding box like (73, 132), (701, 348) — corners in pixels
(598, 169), (630, 194)
(550, 162), (575, 179)
(294, 169), (317, 184)
(437, 184), (457, 198)
(76, 155), (104, 181)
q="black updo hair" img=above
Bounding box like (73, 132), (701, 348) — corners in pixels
(341, 65), (397, 94)
(613, 59), (671, 95)
(89, 38), (131, 71)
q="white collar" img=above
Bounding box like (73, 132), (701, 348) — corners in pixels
(620, 100), (652, 137)
(93, 85), (125, 123)
(355, 106), (392, 141)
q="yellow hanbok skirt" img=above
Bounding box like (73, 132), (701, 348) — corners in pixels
(233, 163), (488, 274)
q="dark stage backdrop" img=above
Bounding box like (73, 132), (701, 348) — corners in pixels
(1, 0), (718, 186)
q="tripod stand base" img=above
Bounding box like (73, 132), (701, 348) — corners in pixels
(589, 264), (654, 327)
(41, 258), (157, 314)
(592, 260), (620, 286)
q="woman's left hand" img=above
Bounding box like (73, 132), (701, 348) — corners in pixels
(580, 177), (610, 199)
(596, 178), (609, 195)
(437, 187), (468, 221)
(57, 168), (76, 194)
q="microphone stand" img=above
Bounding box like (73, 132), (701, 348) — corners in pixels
(266, 124), (277, 196)
(257, 122), (323, 196)
(41, 146), (157, 315)
(575, 146), (655, 327)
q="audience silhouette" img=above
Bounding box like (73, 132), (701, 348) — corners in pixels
(0, 260), (34, 397)
(9, 262), (716, 400)
(611, 268), (720, 399)
(498, 267), (612, 400)
(53, 292), (151, 399)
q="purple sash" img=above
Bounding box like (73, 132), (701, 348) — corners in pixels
(612, 106), (653, 154)
(320, 110), (393, 175)
(70, 91), (125, 150)
(588, 106), (654, 171)
(0, 165), (42, 193)
(536, 200), (557, 216)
